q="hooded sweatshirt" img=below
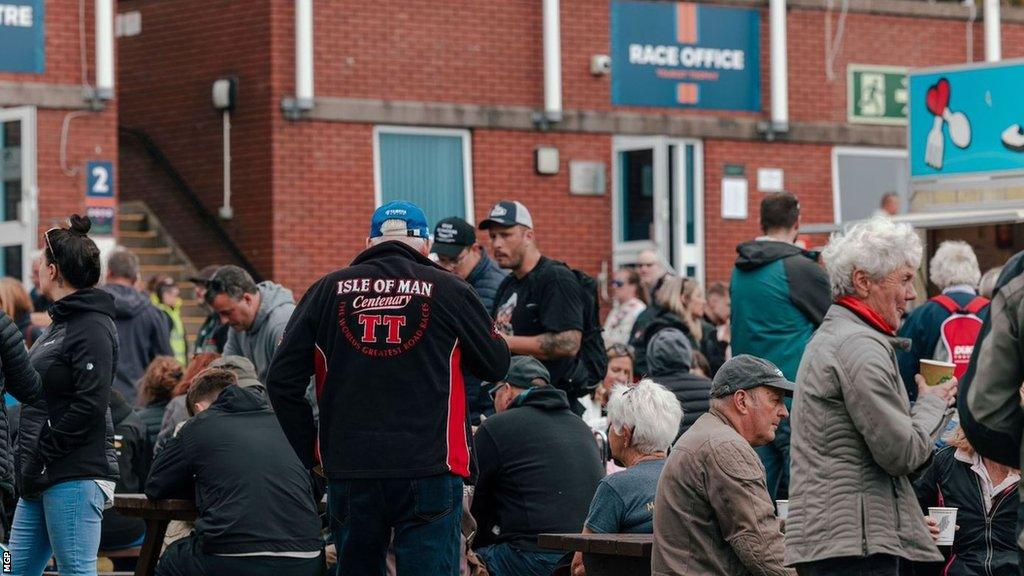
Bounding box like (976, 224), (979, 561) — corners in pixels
(472, 387), (605, 552)
(730, 240), (830, 381)
(224, 281), (296, 383)
(102, 390), (147, 549)
(647, 328), (712, 437)
(101, 283), (174, 403)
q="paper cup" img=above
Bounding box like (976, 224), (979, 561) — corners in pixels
(928, 506), (958, 546)
(920, 360), (956, 387)
(775, 499), (789, 520)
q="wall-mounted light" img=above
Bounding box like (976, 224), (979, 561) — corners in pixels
(535, 146), (560, 175)
(213, 78), (238, 219)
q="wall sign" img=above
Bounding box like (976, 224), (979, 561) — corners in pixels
(910, 60), (1024, 180)
(610, 1), (760, 111)
(0, 1), (45, 74)
(86, 161), (114, 198)
(85, 160), (115, 236)
(848, 65), (908, 125)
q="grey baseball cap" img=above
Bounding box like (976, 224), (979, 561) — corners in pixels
(488, 355), (550, 395)
(709, 355), (796, 398)
(209, 355), (265, 391)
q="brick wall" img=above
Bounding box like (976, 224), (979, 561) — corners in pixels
(119, 0), (1024, 294)
(0, 1), (119, 243)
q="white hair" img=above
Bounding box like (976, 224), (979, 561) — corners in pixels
(929, 240), (981, 290)
(368, 219), (428, 251)
(822, 217), (922, 299)
(607, 379), (683, 454)
(979, 266), (1004, 299)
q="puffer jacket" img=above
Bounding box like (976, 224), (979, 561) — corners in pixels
(646, 328), (711, 437)
(466, 254), (507, 314)
(0, 311), (43, 501)
(786, 305), (949, 566)
(18, 288), (120, 496)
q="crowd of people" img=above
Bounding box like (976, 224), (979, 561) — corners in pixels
(1, 191), (1024, 576)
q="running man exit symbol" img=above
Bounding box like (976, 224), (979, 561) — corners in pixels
(848, 65), (908, 125)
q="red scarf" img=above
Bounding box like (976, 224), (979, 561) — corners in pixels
(836, 295), (896, 336)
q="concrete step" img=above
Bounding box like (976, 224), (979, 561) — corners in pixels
(118, 212), (147, 232)
(139, 264), (187, 278)
(118, 229), (162, 249)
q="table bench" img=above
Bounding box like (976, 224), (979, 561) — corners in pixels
(538, 533), (652, 576)
(112, 495), (197, 576)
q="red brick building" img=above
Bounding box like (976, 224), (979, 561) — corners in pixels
(115, 0), (1024, 295)
(0, 0), (118, 281)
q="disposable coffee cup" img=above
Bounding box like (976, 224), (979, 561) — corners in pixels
(775, 499), (789, 520)
(928, 506), (958, 546)
(920, 360), (956, 387)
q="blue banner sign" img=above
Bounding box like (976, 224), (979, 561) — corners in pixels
(0, 1), (45, 74)
(910, 59), (1024, 179)
(611, 1), (761, 111)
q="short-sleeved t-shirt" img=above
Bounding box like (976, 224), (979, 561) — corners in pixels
(584, 458), (665, 534)
(492, 257), (584, 384)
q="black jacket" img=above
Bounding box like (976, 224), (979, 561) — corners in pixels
(472, 387), (604, 551)
(101, 391), (147, 549)
(18, 288), (120, 496)
(914, 446), (1019, 576)
(268, 241), (510, 480)
(136, 399), (169, 454)
(0, 311), (43, 501)
(101, 284), (173, 404)
(647, 328), (712, 437)
(628, 306), (696, 377)
(464, 254), (508, 424)
(146, 385), (322, 554)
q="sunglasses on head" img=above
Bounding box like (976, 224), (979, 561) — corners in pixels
(606, 343), (635, 360)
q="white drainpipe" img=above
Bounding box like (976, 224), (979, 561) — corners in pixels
(984, 0), (1001, 62)
(95, 0), (114, 100)
(295, 0), (314, 109)
(769, 0), (789, 132)
(543, 0), (563, 122)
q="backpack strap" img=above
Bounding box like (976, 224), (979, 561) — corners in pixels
(965, 296), (990, 315)
(930, 295), (961, 314)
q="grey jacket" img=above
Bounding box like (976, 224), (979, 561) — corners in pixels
(223, 282), (295, 382)
(652, 409), (792, 576)
(786, 305), (948, 566)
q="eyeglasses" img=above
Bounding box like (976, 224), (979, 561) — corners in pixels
(43, 227), (59, 259)
(488, 382), (509, 402)
(610, 280), (625, 288)
(636, 262), (657, 268)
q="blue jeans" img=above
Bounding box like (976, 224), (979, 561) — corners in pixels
(475, 543), (567, 576)
(8, 479), (106, 576)
(329, 474), (462, 576)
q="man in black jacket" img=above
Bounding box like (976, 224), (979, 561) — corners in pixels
(267, 201), (510, 576)
(147, 369), (323, 576)
(471, 356), (605, 576)
(101, 249), (173, 403)
(100, 390), (147, 555)
(432, 216), (508, 422)
(646, 328), (712, 438)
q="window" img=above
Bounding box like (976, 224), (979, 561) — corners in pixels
(0, 106), (37, 282)
(831, 147), (908, 223)
(373, 126), (474, 227)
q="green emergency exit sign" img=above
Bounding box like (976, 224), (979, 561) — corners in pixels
(848, 65), (908, 125)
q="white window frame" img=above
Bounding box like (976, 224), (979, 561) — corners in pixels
(830, 146), (908, 223)
(372, 125), (475, 224)
(0, 105), (38, 284)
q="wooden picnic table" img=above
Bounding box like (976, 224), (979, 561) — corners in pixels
(113, 495), (197, 576)
(538, 533), (652, 576)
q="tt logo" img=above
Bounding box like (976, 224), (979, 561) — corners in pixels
(358, 314), (407, 344)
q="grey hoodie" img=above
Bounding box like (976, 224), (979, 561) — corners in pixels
(223, 282), (295, 382)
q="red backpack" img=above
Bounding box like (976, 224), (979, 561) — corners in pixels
(931, 295), (989, 379)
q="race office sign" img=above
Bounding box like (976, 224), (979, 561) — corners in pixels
(610, 0), (760, 111)
(0, 1), (45, 73)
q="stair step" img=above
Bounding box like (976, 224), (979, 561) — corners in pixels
(118, 212), (147, 232)
(119, 229), (157, 239)
(129, 246), (172, 255)
(139, 264), (187, 278)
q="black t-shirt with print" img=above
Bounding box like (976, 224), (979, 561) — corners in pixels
(492, 257), (585, 385)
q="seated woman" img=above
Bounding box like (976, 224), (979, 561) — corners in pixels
(580, 344), (634, 431)
(571, 379), (682, 576)
(914, 427), (1020, 576)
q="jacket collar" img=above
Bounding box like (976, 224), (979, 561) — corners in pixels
(827, 305), (911, 351)
(351, 240), (438, 268)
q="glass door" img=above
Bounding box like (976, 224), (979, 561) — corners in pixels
(612, 136), (704, 283)
(0, 106), (38, 282)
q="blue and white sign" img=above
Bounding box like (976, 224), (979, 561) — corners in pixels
(86, 161), (114, 198)
(0, 1), (45, 74)
(910, 59), (1024, 179)
(611, 1), (760, 111)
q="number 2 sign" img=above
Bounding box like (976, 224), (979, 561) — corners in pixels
(86, 161), (114, 198)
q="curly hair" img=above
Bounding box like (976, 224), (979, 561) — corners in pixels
(173, 352), (221, 397)
(137, 356), (184, 407)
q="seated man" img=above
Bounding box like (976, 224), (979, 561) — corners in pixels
(472, 356), (605, 576)
(146, 369), (323, 576)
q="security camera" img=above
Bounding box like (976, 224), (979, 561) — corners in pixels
(590, 55), (611, 76)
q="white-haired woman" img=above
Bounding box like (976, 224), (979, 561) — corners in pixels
(897, 240), (989, 402)
(786, 218), (957, 575)
(571, 379), (682, 576)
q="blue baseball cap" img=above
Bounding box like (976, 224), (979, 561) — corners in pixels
(370, 201), (431, 239)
